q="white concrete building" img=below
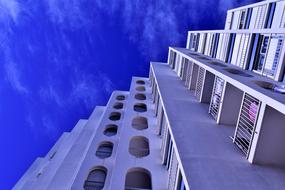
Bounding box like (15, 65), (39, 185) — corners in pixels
(14, 1), (285, 190)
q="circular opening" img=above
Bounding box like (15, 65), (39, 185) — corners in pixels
(109, 112), (121, 121)
(84, 166), (107, 190)
(136, 86), (146, 92)
(134, 103), (147, 112)
(223, 68), (253, 77)
(132, 117), (148, 130)
(125, 167), (152, 190)
(104, 124), (118, 136)
(136, 80), (145, 85)
(116, 95), (125, 101)
(113, 102), (124, 109)
(96, 142), (113, 159)
(129, 136), (150, 158)
(134, 93), (146, 100)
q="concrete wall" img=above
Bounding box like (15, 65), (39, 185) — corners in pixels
(108, 77), (167, 190)
(218, 82), (243, 126)
(201, 71), (215, 103)
(253, 105), (285, 167)
(70, 91), (128, 190)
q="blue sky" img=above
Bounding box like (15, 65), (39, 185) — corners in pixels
(0, 0), (259, 189)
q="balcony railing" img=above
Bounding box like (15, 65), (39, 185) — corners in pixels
(129, 148), (150, 158)
(84, 180), (104, 190)
(96, 150), (112, 158)
(125, 187), (152, 190)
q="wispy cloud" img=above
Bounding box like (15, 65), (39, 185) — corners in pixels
(38, 67), (114, 110)
(93, 0), (182, 57)
(44, 0), (91, 29)
(69, 75), (99, 108)
(0, 1), (28, 95)
(43, 0), (182, 57)
(69, 70), (114, 108)
(0, 0), (21, 23)
(44, 0), (258, 58)
(26, 110), (62, 140)
(42, 116), (59, 139)
(39, 84), (64, 107)
(93, 0), (260, 57)
(4, 60), (29, 94)
(25, 114), (39, 139)
(34, 72), (103, 138)
(0, 0), (22, 47)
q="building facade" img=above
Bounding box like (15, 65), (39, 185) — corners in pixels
(14, 0), (285, 190)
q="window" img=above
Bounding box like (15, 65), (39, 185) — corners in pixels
(226, 33), (235, 63)
(96, 142), (113, 159)
(230, 34), (250, 69)
(189, 33), (200, 51)
(134, 103), (147, 112)
(132, 117), (148, 130)
(245, 8), (252, 29)
(84, 167), (107, 190)
(128, 136), (150, 158)
(116, 95), (125, 101)
(230, 34), (241, 66)
(272, 1), (285, 28)
(179, 58), (185, 78)
(176, 171), (186, 190)
(166, 139), (173, 170)
(212, 33), (219, 58)
(134, 93), (146, 100)
(257, 36), (270, 73)
(225, 12), (233, 29)
(239, 10), (246, 29)
(204, 33), (213, 56)
(164, 133), (173, 170)
(253, 35), (284, 77)
(104, 124), (118, 136)
(197, 33), (207, 54)
(158, 109), (165, 136)
(155, 95), (160, 116)
(109, 112), (121, 121)
(248, 34), (260, 71)
(169, 51), (177, 69)
(265, 2), (276, 28)
(249, 5), (267, 29)
(181, 58), (190, 81)
(231, 11), (240, 29)
(264, 35), (284, 77)
(136, 80), (145, 85)
(125, 168), (152, 190)
(152, 83), (157, 102)
(113, 102), (124, 110)
(136, 86), (146, 92)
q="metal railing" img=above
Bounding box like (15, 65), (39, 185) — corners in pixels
(125, 187), (152, 190)
(84, 180), (104, 190)
(234, 93), (260, 156)
(129, 148), (150, 158)
(195, 67), (205, 101)
(209, 77), (225, 120)
(95, 149), (112, 158)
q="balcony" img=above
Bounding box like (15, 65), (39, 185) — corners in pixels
(150, 61), (285, 189)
